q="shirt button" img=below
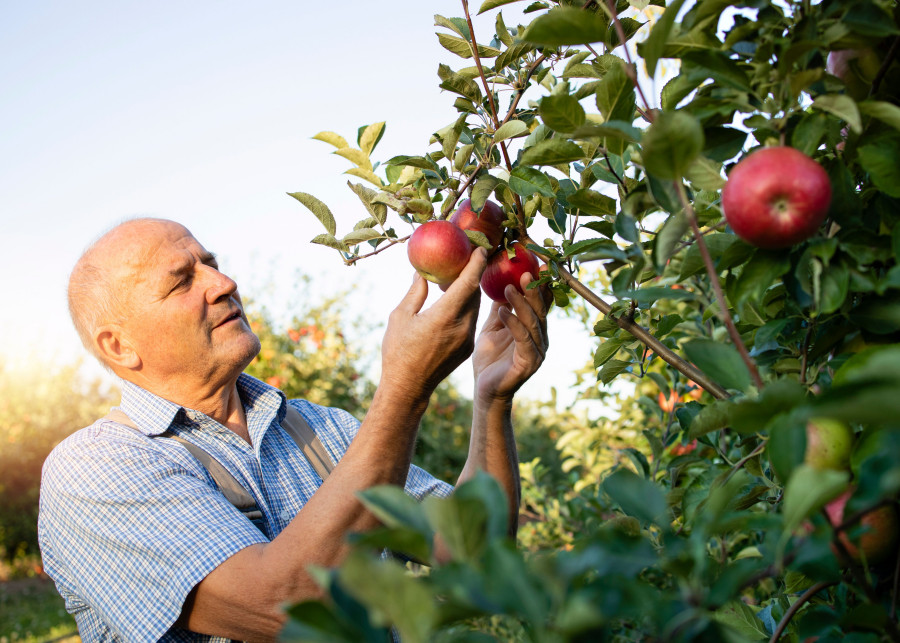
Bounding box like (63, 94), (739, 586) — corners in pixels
(280, 509), (293, 521)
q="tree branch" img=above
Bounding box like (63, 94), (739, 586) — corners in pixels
(769, 581), (837, 643)
(675, 181), (764, 390)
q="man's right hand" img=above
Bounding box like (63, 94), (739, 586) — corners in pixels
(380, 247), (487, 404)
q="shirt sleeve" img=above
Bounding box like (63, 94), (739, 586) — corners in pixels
(288, 400), (454, 500)
(38, 422), (268, 642)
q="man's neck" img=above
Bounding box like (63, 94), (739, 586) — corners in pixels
(124, 371), (252, 443)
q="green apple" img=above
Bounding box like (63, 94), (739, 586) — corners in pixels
(805, 417), (854, 471)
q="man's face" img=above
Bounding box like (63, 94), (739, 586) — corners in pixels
(114, 220), (261, 386)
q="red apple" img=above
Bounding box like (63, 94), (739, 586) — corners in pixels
(407, 220), (473, 285)
(449, 198), (506, 249)
(481, 242), (541, 302)
(825, 489), (900, 565)
(805, 417), (854, 471)
(721, 146), (832, 249)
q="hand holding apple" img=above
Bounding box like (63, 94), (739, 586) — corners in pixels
(407, 220), (473, 285)
(722, 146), (832, 249)
(481, 242), (541, 303)
(472, 262), (552, 403)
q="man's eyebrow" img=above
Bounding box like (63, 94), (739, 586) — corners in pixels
(200, 251), (218, 265)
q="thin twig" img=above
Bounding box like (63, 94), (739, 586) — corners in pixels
(344, 235), (410, 265)
(603, 0), (654, 119)
(768, 581), (837, 643)
(675, 181), (764, 389)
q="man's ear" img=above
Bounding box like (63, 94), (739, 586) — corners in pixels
(94, 325), (141, 371)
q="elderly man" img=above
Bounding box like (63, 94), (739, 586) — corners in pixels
(38, 217), (550, 642)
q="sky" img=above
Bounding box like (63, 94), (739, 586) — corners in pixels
(0, 0), (609, 408)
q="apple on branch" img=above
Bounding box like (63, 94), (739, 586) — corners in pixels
(481, 241), (541, 303)
(407, 220), (473, 285)
(722, 146), (832, 249)
(449, 198), (506, 250)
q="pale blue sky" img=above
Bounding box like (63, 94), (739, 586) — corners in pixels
(0, 1), (600, 405)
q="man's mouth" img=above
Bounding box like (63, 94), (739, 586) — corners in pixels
(216, 310), (243, 328)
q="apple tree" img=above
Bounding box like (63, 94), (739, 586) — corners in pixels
(285, 0), (900, 640)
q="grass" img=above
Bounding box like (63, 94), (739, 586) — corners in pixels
(0, 577), (79, 643)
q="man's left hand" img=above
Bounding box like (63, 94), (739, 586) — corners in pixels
(472, 268), (552, 403)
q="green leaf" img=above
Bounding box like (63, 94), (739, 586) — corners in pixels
(593, 337), (625, 368)
(733, 250), (791, 306)
(683, 339), (752, 392)
(812, 94), (863, 134)
(493, 119), (529, 143)
(857, 140), (900, 197)
(520, 139), (585, 166)
(637, 0), (688, 76)
(521, 7), (614, 46)
(680, 50), (752, 92)
(347, 181), (388, 225)
(641, 111), (704, 180)
(713, 601), (770, 641)
(782, 464), (849, 535)
(477, 0), (524, 14)
(599, 358), (631, 384)
(358, 485), (434, 537)
(310, 233), (347, 252)
(470, 175), (501, 212)
(849, 295), (900, 334)
(687, 399), (733, 438)
(858, 100), (900, 132)
(603, 468), (668, 525)
(509, 167), (555, 197)
(653, 211), (688, 272)
(567, 189), (617, 216)
(289, 192), (337, 235)
(338, 551), (437, 643)
(424, 472), (509, 563)
(437, 33), (501, 59)
(342, 228), (382, 246)
(465, 230), (493, 250)
(540, 93), (586, 132)
(333, 147), (372, 170)
(595, 60), (636, 123)
(729, 379), (808, 434)
(358, 122), (386, 156)
(312, 131), (350, 149)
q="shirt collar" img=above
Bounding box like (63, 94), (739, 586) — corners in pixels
(118, 373), (288, 437)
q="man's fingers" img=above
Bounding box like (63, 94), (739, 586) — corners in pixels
(393, 272), (429, 318)
(437, 247), (487, 308)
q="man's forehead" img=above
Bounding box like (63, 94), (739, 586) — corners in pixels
(98, 219), (207, 277)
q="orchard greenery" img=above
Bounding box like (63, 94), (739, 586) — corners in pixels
(288, 0), (900, 641)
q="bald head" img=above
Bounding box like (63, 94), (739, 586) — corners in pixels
(68, 217), (180, 365)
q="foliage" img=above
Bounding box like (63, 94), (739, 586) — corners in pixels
(287, 0), (900, 640)
(0, 578), (77, 642)
(0, 362), (117, 564)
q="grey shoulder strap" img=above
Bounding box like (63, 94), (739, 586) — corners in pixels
(103, 408), (260, 518)
(281, 405), (334, 481)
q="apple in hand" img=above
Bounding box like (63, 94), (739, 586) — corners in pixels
(722, 146), (832, 249)
(407, 220), (473, 285)
(825, 489), (900, 565)
(805, 417), (854, 471)
(481, 241), (541, 302)
(449, 198), (506, 249)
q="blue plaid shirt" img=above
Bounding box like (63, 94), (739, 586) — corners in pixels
(38, 374), (453, 642)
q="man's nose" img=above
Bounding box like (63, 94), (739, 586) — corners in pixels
(202, 265), (238, 304)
